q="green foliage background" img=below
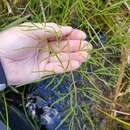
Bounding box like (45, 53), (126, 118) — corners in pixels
(0, 0), (130, 130)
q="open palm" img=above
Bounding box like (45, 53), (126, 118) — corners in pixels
(0, 22), (92, 85)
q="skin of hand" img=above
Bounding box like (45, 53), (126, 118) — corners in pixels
(0, 22), (92, 85)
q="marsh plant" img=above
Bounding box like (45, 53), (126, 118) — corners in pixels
(0, 0), (130, 130)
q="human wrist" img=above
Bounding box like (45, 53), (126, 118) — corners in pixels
(0, 32), (8, 90)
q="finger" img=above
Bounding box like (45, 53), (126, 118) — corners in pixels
(48, 40), (92, 52)
(16, 22), (72, 40)
(63, 29), (87, 40)
(49, 51), (90, 63)
(43, 60), (81, 73)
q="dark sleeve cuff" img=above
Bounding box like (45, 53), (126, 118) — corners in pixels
(0, 59), (8, 91)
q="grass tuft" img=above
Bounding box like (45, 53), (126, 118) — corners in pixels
(0, 0), (130, 130)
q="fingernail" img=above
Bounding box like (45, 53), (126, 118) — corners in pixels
(62, 26), (73, 32)
(80, 31), (87, 39)
(72, 61), (80, 69)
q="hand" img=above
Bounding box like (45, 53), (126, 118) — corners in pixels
(0, 22), (92, 85)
